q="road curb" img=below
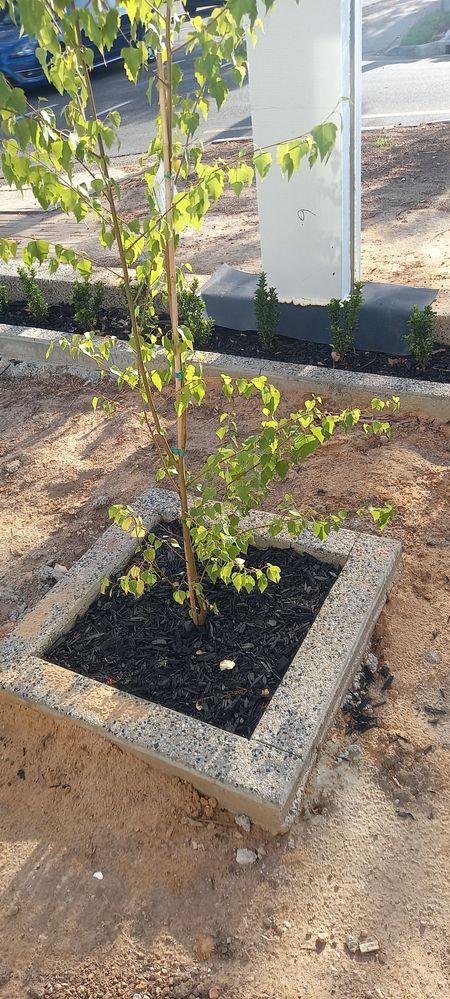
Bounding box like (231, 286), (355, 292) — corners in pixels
(1, 322), (449, 421)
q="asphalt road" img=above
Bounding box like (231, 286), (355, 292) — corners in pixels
(32, 47), (450, 162)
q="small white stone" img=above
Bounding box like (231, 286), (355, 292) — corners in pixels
(219, 659), (235, 671)
(423, 650), (441, 666)
(92, 871), (104, 880)
(235, 814), (251, 833)
(346, 934), (359, 954)
(235, 848), (257, 866)
(5, 459), (21, 473)
(359, 937), (380, 954)
(366, 653), (378, 674)
(52, 563), (68, 579)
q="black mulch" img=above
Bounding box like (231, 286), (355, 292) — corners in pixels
(3, 300), (450, 384)
(342, 661), (394, 734)
(47, 524), (340, 739)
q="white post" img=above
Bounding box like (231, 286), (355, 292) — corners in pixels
(247, 0), (361, 305)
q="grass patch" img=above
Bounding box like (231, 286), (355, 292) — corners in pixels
(402, 10), (450, 45)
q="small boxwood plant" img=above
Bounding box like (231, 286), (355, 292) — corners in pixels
(72, 278), (104, 331)
(178, 278), (214, 345)
(404, 304), (434, 370)
(254, 271), (279, 348)
(329, 280), (364, 362)
(17, 265), (49, 324)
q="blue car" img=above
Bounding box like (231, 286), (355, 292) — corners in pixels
(0, 2), (143, 89)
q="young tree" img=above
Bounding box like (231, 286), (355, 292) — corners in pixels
(0, 0), (396, 625)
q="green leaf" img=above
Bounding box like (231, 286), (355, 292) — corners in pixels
(266, 563), (281, 583)
(276, 459), (289, 479)
(22, 239), (49, 265)
(121, 45), (144, 83)
(151, 369), (163, 391)
(310, 122), (338, 163)
(253, 150), (272, 179)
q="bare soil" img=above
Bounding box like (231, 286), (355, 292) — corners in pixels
(0, 370), (450, 999)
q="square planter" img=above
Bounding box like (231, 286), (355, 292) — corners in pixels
(0, 488), (401, 832)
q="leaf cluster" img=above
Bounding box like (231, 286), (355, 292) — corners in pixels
(404, 304), (434, 369)
(254, 271), (279, 348)
(72, 278), (104, 331)
(17, 264), (49, 324)
(328, 281), (364, 362)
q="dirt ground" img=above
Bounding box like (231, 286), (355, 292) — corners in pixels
(0, 369), (449, 999)
(2, 123), (449, 289)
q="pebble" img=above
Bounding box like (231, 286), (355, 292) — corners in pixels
(209, 989), (220, 999)
(234, 813), (251, 833)
(173, 986), (190, 999)
(365, 653), (379, 674)
(346, 934), (359, 954)
(423, 650), (441, 665)
(6, 902), (19, 916)
(316, 931), (329, 945)
(359, 937), (380, 954)
(236, 848), (257, 865)
(35, 564), (68, 583)
(336, 743), (362, 764)
(5, 460), (21, 473)
(92, 494), (109, 509)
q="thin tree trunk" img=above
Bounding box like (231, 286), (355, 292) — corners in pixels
(156, 3), (207, 626)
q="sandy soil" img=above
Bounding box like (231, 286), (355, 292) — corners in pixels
(2, 124), (449, 289)
(0, 369), (449, 999)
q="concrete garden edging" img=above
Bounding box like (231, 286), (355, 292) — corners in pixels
(0, 488), (401, 832)
(1, 322), (449, 421)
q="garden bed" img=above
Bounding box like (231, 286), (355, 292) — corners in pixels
(47, 524), (340, 740)
(2, 299), (450, 384)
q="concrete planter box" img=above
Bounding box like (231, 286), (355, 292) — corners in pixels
(0, 489), (401, 831)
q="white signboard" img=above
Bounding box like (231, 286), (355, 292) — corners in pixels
(247, 0), (361, 305)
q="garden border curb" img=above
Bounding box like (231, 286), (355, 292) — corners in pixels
(1, 322), (449, 421)
(0, 488), (401, 832)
